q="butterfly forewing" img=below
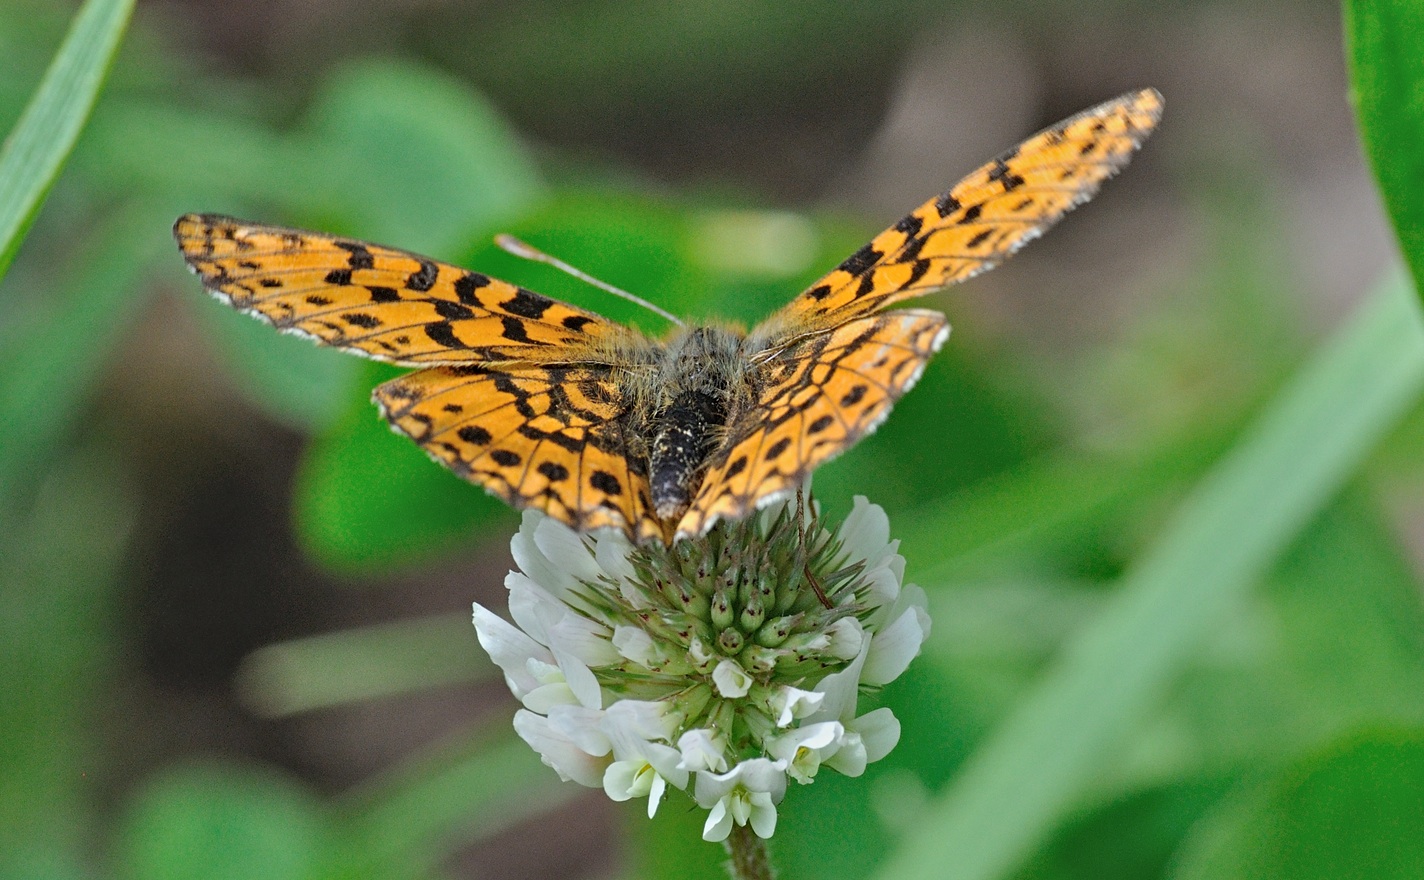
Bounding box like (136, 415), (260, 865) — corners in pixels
(174, 214), (626, 365)
(773, 88), (1163, 329)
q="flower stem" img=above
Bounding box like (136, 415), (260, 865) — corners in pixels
(724, 825), (776, 880)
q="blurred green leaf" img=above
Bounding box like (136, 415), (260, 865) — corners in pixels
(0, 199), (171, 504)
(1014, 780), (1234, 880)
(299, 60), (546, 254)
(877, 271), (1424, 880)
(236, 612), (490, 716)
(338, 732), (572, 878)
(1170, 729), (1424, 880)
(190, 292), (362, 434)
(1346, 0), (1424, 298)
(899, 421), (1237, 582)
(117, 764), (335, 880)
(989, 492), (1424, 880)
(0, 0), (133, 279)
(293, 361), (506, 573)
(0, 451), (132, 872)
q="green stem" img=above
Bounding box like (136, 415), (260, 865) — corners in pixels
(724, 824), (776, 880)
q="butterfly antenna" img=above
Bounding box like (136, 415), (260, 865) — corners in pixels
(495, 234), (685, 328)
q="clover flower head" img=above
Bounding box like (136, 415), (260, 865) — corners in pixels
(473, 494), (929, 842)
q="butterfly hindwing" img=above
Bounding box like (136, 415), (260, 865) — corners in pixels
(773, 88), (1163, 328)
(373, 363), (663, 541)
(676, 309), (949, 539)
(174, 214), (629, 365)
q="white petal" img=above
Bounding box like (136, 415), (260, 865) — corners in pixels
(712, 659), (752, 698)
(749, 791), (779, 839)
(838, 497), (890, 566)
(603, 699), (679, 742)
(513, 709), (606, 788)
(677, 729), (729, 773)
(703, 798), (733, 842)
(809, 640), (869, 723)
(825, 730), (868, 777)
(612, 626), (657, 665)
(510, 510), (579, 600)
(505, 571), (562, 646)
(508, 572), (620, 666)
(769, 686), (825, 727)
(603, 759), (644, 802)
(594, 531), (640, 602)
(863, 601), (929, 686)
(854, 707), (901, 763)
(648, 772), (668, 817)
(522, 680), (579, 714)
(534, 514), (604, 585)
(546, 703), (611, 756)
(827, 617), (865, 661)
(471, 603), (553, 698)
(552, 646), (603, 709)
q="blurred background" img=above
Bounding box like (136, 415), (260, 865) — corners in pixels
(3, 1), (1422, 879)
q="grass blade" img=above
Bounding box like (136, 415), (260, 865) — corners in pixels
(0, 0), (135, 279)
(877, 270), (1424, 880)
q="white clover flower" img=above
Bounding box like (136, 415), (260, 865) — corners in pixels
(695, 758), (789, 842)
(472, 495), (929, 841)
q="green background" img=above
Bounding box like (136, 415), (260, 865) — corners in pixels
(2, 0), (1423, 878)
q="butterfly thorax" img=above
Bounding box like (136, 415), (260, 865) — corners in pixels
(648, 324), (751, 521)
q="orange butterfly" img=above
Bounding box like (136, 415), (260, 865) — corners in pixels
(176, 89), (1162, 544)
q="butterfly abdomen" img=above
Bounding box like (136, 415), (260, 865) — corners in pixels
(648, 326), (748, 521)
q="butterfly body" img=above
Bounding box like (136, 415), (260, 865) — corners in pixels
(175, 88), (1163, 544)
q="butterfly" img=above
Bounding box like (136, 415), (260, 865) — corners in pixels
(175, 88), (1162, 544)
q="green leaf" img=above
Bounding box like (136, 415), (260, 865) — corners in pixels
(0, 0), (133, 280)
(292, 361), (507, 573)
(1345, 0), (1424, 298)
(875, 271), (1424, 880)
(298, 59), (546, 254)
(190, 292), (361, 433)
(116, 764), (334, 880)
(235, 612), (491, 716)
(0, 450), (132, 870)
(1170, 729), (1424, 880)
(338, 733), (571, 878)
(0, 199), (171, 504)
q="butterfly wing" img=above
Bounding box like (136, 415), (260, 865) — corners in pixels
(174, 214), (637, 365)
(373, 362), (663, 541)
(177, 213), (664, 540)
(675, 310), (948, 539)
(766, 88), (1163, 330)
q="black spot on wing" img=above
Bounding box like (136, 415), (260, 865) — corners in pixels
(434, 300), (475, 320)
(406, 260), (438, 291)
(538, 461), (570, 482)
(500, 316), (532, 343)
(503, 290), (554, 319)
(490, 449), (522, 467)
(334, 241), (375, 270)
(425, 322), (461, 349)
(935, 194), (962, 218)
(454, 273), (489, 305)
(590, 470), (622, 496)
(458, 425), (492, 445)
(838, 244), (882, 278)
